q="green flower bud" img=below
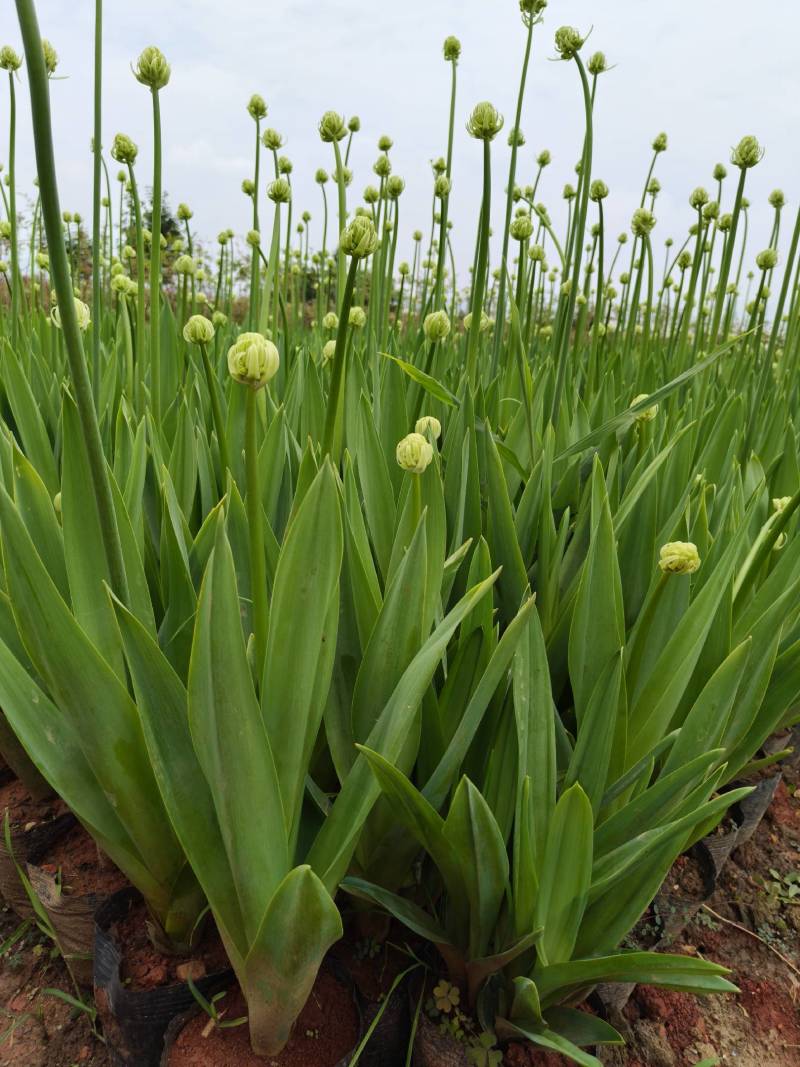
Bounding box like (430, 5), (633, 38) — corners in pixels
(212, 310), (227, 328)
(378, 134), (393, 152)
(335, 165), (353, 187)
(631, 393), (658, 422)
(247, 93), (268, 120)
(423, 310), (451, 342)
(529, 243), (545, 263)
(262, 129), (284, 152)
(0, 46), (22, 72)
(713, 162), (727, 181)
(322, 339), (337, 364)
(415, 415), (442, 440)
(652, 132), (668, 153)
(268, 178), (292, 204)
(387, 175), (405, 199)
(174, 254), (195, 275)
(396, 432), (433, 474)
(373, 154), (392, 179)
(349, 306), (367, 329)
(677, 250), (692, 271)
(554, 26), (585, 60)
(398, 261), (410, 276)
(133, 46), (170, 90)
(110, 133), (138, 166)
(520, 0), (547, 13)
(508, 126), (525, 148)
(177, 203), (193, 221)
(340, 215), (379, 259)
(348, 115), (361, 133)
(110, 272), (130, 294)
(183, 314), (215, 345)
(463, 310), (490, 333)
(42, 38), (58, 76)
(773, 496), (792, 513)
(756, 248), (778, 271)
(227, 332), (280, 389)
(322, 311), (339, 330)
(563, 183), (576, 201)
(631, 208), (656, 237)
(443, 35), (461, 61)
(52, 297), (91, 332)
(731, 135), (764, 169)
(413, 230), (423, 242)
(587, 51), (608, 75)
(246, 230), (260, 247)
(589, 179), (609, 202)
(278, 155), (293, 175)
(768, 189), (785, 209)
(689, 187), (709, 210)
(318, 111), (348, 143)
(242, 178), (255, 196)
(510, 214), (534, 241)
(363, 185), (379, 205)
(466, 101), (504, 141)
(537, 149), (552, 168)
(315, 168), (329, 185)
(434, 175), (452, 199)
(659, 541), (701, 576)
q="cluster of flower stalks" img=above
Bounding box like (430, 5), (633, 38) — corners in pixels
(0, 0), (799, 1062)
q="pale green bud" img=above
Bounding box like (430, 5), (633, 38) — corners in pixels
(133, 46), (170, 90)
(466, 101), (504, 141)
(396, 432), (433, 474)
(318, 111), (348, 143)
(349, 306), (367, 329)
(183, 314), (215, 345)
(52, 297), (91, 332)
(340, 216), (379, 259)
(323, 312), (339, 330)
(227, 332), (280, 389)
(423, 310), (451, 342)
(631, 393), (658, 422)
(659, 541), (701, 575)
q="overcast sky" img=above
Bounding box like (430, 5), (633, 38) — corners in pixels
(3, 1), (798, 279)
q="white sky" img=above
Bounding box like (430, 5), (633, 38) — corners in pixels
(3, 1), (798, 279)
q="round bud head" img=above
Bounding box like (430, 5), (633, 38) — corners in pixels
(652, 132), (668, 153)
(396, 432), (433, 474)
(349, 306), (367, 329)
(212, 311), (228, 328)
(268, 178), (292, 204)
(340, 215), (379, 259)
(278, 155), (293, 175)
(713, 162), (727, 181)
(322, 312), (339, 330)
(217, 231), (229, 246)
(363, 185), (379, 205)
(42, 38), (58, 75)
(416, 415), (442, 440)
(52, 297), (91, 333)
(536, 149), (552, 168)
(246, 230), (260, 247)
(587, 51), (608, 75)
(554, 26), (585, 60)
(319, 111), (348, 143)
(589, 179), (609, 202)
(355, 206), (370, 219)
(242, 178), (255, 196)
(434, 175), (452, 200)
(175, 254), (195, 275)
(177, 203), (193, 221)
(387, 175), (406, 199)
(423, 310), (451, 343)
(36, 251), (50, 270)
(247, 93), (268, 120)
(227, 332), (280, 389)
(302, 211), (311, 224)
(631, 208), (656, 237)
(133, 46), (170, 90)
(463, 310), (490, 333)
(689, 187), (709, 210)
(348, 115), (361, 133)
(702, 200), (719, 221)
(466, 101), (504, 141)
(262, 128), (284, 151)
(183, 314), (215, 345)
(520, 0), (547, 12)
(630, 393), (658, 422)
(315, 168), (329, 185)
(659, 541), (701, 576)
(0, 46), (22, 71)
(111, 133), (138, 166)
(398, 261), (410, 277)
(110, 272), (129, 294)
(116, 169), (126, 183)
(769, 188), (785, 209)
(510, 214), (534, 241)
(373, 154), (392, 178)
(443, 35), (461, 61)
(647, 177), (661, 196)
(731, 135), (764, 169)
(322, 339), (337, 364)
(756, 247), (778, 271)
(413, 230), (423, 243)
(563, 183), (576, 201)
(377, 134), (393, 152)
(529, 243), (545, 263)
(620, 272), (630, 284)
(717, 213), (733, 233)
(508, 126), (526, 147)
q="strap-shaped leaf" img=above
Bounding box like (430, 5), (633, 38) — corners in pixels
(189, 519), (287, 944)
(261, 463), (343, 840)
(341, 875), (450, 944)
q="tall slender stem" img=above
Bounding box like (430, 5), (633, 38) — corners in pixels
(91, 0), (102, 400)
